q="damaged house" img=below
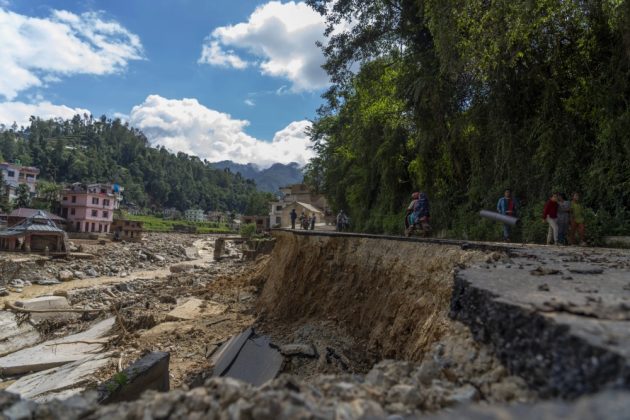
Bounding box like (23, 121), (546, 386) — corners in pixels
(0, 210), (69, 254)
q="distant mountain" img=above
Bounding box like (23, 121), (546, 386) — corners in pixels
(212, 161), (304, 193)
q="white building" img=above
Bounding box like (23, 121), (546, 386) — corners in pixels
(184, 209), (205, 222)
(0, 162), (40, 200)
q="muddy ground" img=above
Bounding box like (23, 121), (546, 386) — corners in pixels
(3, 231), (627, 418)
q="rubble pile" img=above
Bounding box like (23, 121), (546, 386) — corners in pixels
(3, 234), (200, 286)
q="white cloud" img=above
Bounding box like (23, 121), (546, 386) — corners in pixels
(0, 8), (143, 100)
(199, 1), (329, 92)
(198, 40), (249, 69)
(0, 101), (89, 128)
(129, 95), (313, 167)
(244, 99), (255, 107)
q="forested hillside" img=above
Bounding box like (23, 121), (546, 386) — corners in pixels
(0, 116), (273, 214)
(305, 0), (630, 241)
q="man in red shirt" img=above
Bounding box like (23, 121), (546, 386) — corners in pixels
(542, 193), (559, 245)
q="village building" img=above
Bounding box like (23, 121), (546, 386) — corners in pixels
(184, 209), (205, 223)
(8, 208), (66, 228)
(163, 208), (182, 220)
(206, 211), (227, 223)
(0, 162), (40, 201)
(0, 210), (68, 254)
(60, 183), (122, 233)
(240, 215), (271, 232)
(269, 184), (330, 228)
(111, 219), (144, 242)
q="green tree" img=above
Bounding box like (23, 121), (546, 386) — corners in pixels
(15, 184), (31, 208)
(0, 172), (11, 213)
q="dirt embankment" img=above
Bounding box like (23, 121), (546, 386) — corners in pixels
(258, 231), (487, 362)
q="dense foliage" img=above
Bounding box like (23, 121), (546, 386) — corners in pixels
(0, 116), (273, 215)
(305, 0), (630, 242)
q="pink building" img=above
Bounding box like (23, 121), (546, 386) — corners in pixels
(60, 183), (122, 233)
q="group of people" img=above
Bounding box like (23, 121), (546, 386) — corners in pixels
(289, 209), (317, 230)
(497, 189), (587, 245)
(542, 192), (586, 246)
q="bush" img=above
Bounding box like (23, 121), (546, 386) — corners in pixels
(240, 223), (257, 238)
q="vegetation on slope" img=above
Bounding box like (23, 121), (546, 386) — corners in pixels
(0, 116), (274, 215)
(305, 0), (630, 242)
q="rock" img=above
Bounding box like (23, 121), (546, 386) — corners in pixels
(159, 295), (177, 304)
(154, 255), (166, 262)
(335, 399), (386, 419)
(0, 287), (8, 297)
(74, 271), (85, 279)
(9, 279), (25, 288)
(170, 264), (193, 274)
(184, 247), (200, 260)
(387, 384), (422, 407)
(86, 268), (98, 277)
(447, 384), (479, 405)
(36, 278), (61, 286)
(537, 283), (550, 292)
(279, 344), (318, 358)
(58, 270), (74, 282)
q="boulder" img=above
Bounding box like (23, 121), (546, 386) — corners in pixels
(58, 270), (74, 282)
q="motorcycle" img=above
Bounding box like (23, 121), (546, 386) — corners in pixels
(404, 212), (431, 237)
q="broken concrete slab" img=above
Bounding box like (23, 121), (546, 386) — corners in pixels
(165, 299), (226, 321)
(0, 312), (40, 357)
(0, 317), (115, 375)
(141, 322), (194, 339)
(211, 328), (283, 387)
(97, 352), (170, 404)
(6, 352), (115, 402)
(14, 296), (79, 324)
(452, 246), (630, 398)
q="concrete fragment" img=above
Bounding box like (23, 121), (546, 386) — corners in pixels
(7, 352), (115, 402)
(97, 352), (170, 404)
(165, 299), (226, 321)
(211, 328), (283, 387)
(14, 296), (79, 324)
(0, 312), (40, 357)
(0, 317), (115, 375)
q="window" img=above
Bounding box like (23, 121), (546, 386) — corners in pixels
(276, 217), (281, 224)
(76, 222), (80, 231)
(92, 209), (98, 217)
(62, 196), (68, 201)
(26, 174), (34, 180)
(18, 173), (24, 179)
(92, 197), (99, 205)
(91, 223), (96, 232)
(103, 211), (109, 219)
(7, 170), (14, 177)
(103, 199), (110, 207)
(72, 196), (76, 203)
(70, 208), (76, 215)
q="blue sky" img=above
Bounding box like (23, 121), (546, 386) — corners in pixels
(0, 0), (331, 166)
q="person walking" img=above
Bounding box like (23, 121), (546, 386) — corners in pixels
(336, 210), (347, 232)
(557, 193), (571, 245)
(542, 193), (559, 245)
(310, 214), (316, 230)
(570, 192), (587, 246)
(290, 208), (297, 229)
(497, 189), (517, 242)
